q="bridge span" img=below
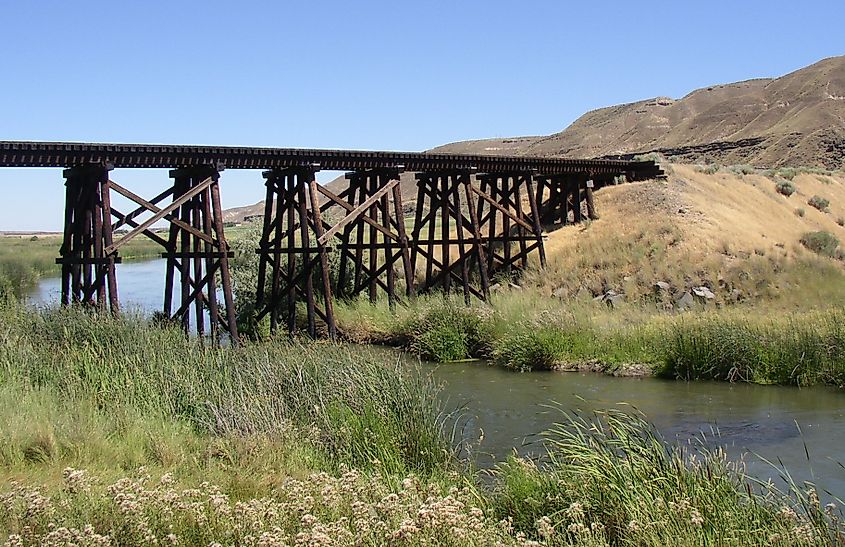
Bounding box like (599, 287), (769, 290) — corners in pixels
(0, 141), (664, 343)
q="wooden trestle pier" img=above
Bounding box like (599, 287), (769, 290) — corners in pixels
(0, 141), (663, 344)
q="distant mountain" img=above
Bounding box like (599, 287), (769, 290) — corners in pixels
(223, 56), (845, 220)
(222, 200), (264, 224)
(432, 56), (845, 169)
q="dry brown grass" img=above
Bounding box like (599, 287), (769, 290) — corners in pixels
(525, 165), (845, 307)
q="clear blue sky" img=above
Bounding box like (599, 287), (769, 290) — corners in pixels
(1, 0), (842, 230)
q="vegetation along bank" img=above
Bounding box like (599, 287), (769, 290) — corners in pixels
(1, 302), (843, 545)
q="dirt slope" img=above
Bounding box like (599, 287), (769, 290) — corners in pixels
(529, 166), (845, 307)
(433, 56), (845, 169)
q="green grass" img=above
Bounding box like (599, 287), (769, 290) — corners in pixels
(334, 292), (845, 386)
(0, 302), (453, 479)
(0, 303), (842, 545)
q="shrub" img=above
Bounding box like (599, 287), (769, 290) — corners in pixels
(696, 164), (720, 175)
(774, 167), (800, 180)
(728, 164), (756, 176)
(493, 327), (567, 371)
(414, 323), (469, 362)
(775, 178), (796, 196)
(837, 217), (845, 227)
(794, 208), (805, 217)
(402, 303), (493, 361)
(799, 231), (839, 257)
(767, 166), (833, 181)
(808, 195), (830, 212)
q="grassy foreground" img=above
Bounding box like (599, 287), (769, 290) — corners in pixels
(1, 302), (843, 545)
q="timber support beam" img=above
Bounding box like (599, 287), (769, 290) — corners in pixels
(58, 163), (240, 345)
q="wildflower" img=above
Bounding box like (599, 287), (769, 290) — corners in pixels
(777, 506), (798, 522)
(565, 501), (584, 520)
(627, 520), (641, 532)
(389, 519), (420, 541)
(567, 522), (587, 534)
(62, 467), (91, 494)
(690, 509), (704, 527)
(300, 514), (318, 528)
(535, 516), (554, 539)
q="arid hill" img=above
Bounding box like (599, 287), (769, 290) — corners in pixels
(223, 56), (845, 223)
(433, 56), (845, 169)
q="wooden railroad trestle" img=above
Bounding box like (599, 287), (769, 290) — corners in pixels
(58, 164), (239, 343)
(1, 140), (663, 344)
(253, 168), (609, 337)
(55, 166), (623, 341)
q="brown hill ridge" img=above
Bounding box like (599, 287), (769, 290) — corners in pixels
(224, 56), (845, 221)
(432, 56), (845, 169)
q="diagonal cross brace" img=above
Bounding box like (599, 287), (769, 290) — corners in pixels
(316, 184), (400, 243)
(105, 176), (213, 255)
(109, 180), (215, 246)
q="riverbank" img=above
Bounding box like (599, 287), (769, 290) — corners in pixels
(333, 293), (845, 387)
(0, 234), (161, 299)
(1, 303), (842, 545)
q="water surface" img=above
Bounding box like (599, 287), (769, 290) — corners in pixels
(422, 357), (845, 500)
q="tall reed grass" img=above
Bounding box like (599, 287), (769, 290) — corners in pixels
(491, 407), (843, 545)
(334, 295), (845, 386)
(1, 303), (843, 545)
(0, 302), (454, 478)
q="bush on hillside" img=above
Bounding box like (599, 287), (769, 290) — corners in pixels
(695, 164), (720, 175)
(728, 164), (756, 176)
(799, 231), (839, 257)
(775, 178), (796, 196)
(807, 195), (830, 212)
(794, 208), (805, 217)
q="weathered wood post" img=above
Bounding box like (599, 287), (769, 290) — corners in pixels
(58, 163), (120, 312)
(584, 173), (600, 220)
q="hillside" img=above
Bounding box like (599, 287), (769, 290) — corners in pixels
(433, 56), (845, 169)
(527, 165), (845, 309)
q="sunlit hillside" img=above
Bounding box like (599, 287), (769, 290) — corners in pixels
(526, 165), (845, 310)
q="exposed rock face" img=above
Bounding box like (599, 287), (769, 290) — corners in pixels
(432, 56), (845, 169)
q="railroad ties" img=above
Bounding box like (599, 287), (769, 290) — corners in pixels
(0, 141), (664, 344)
